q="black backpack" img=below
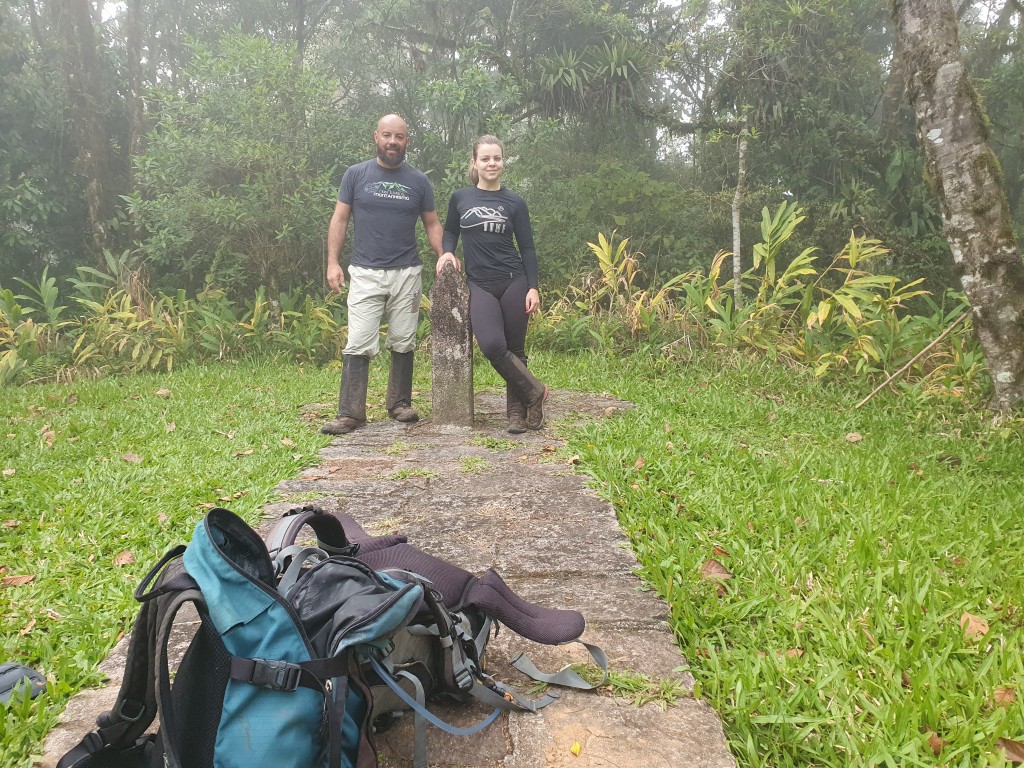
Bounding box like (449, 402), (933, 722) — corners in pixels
(266, 505), (608, 765)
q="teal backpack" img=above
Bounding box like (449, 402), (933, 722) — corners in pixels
(57, 506), (606, 768)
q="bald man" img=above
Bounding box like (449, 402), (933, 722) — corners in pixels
(323, 114), (443, 435)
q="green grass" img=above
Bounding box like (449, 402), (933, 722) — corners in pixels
(562, 350), (1024, 767)
(2, 350), (1023, 767)
(459, 457), (490, 473)
(0, 359), (343, 767)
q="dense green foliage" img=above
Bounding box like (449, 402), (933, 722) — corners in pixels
(0, 206), (985, 406)
(3, 0), (1022, 297)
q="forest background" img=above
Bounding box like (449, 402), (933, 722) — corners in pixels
(3, 0), (1022, 299)
(3, 2), (1024, 767)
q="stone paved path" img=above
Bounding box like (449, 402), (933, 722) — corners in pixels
(42, 388), (736, 768)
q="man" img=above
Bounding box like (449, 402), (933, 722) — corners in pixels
(322, 114), (443, 435)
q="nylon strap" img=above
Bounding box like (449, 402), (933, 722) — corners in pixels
(367, 656), (502, 736)
(510, 642), (609, 690)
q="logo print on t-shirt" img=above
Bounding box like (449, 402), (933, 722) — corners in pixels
(365, 181), (412, 200)
(462, 206), (507, 234)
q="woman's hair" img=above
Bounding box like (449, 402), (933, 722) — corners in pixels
(468, 135), (504, 185)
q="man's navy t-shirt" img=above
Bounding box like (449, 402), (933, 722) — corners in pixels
(339, 159), (435, 269)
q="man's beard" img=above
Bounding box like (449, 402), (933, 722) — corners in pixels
(377, 145), (406, 166)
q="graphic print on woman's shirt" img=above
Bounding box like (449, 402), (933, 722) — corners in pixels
(461, 206), (508, 234)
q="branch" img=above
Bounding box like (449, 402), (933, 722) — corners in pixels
(854, 312), (970, 409)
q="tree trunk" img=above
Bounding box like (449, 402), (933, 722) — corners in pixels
(891, 0), (1024, 410)
(53, 0), (114, 257)
(732, 125), (748, 309)
(126, 0), (144, 180)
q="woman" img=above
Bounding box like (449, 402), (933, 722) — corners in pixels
(436, 135), (548, 432)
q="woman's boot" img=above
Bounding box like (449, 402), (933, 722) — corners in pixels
(491, 351), (548, 430)
(506, 385), (527, 434)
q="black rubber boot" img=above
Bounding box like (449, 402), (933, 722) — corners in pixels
(386, 350), (419, 423)
(490, 351), (548, 430)
(321, 354), (369, 435)
(506, 385), (527, 434)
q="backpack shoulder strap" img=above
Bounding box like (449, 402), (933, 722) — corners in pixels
(57, 546), (191, 768)
(265, 505), (356, 561)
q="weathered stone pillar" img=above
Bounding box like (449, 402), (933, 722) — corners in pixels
(429, 264), (474, 425)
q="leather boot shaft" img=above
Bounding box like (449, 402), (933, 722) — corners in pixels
(386, 351), (419, 423)
(322, 354), (369, 434)
(506, 385), (527, 434)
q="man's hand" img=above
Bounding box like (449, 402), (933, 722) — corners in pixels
(436, 252), (461, 276)
(327, 262), (346, 294)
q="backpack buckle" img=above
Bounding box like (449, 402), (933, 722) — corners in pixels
(248, 659), (302, 692)
(453, 665), (474, 691)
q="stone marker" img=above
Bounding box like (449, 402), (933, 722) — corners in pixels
(429, 263), (474, 425)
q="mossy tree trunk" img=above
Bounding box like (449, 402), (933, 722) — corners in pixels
(891, 0), (1024, 410)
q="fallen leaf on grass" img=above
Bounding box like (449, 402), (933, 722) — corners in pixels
(2, 574), (35, 587)
(960, 612), (989, 640)
(845, 432), (863, 443)
(113, 551), (136, 567)
(567, 455), (581, 465)
(926, 728), (947, 756)
(233, 449), (254, 457)
(20, 619), (35, 635)
(994, 687), (1017, 708)
(937, 454), (962, 468)
(165, 422), (176, 433)
(700, 559), (734, 581)
(633, 456), (645, 469)
(122, 453), (143, 464)
(199, 502), (215, 509)
(998, 738), (1024, 764)
(542, 445), (557, 453)
(712, 545), (730, 558)
(155, 388), (171, 398)
(4, 520), (19, 527)
(157, 513), (169, 524)
(281, 438), (295, 447)
(2, 468), (14, 477)
(39, 425), (55, 447)
(665, 441), (674, 450)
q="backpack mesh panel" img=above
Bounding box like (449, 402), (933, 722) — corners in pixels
(166, 618), (229, 768)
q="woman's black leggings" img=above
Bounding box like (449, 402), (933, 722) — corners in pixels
(469, 275), (530, 363)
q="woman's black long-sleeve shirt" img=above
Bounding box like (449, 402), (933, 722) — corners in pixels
(441, 186), (539, 289)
